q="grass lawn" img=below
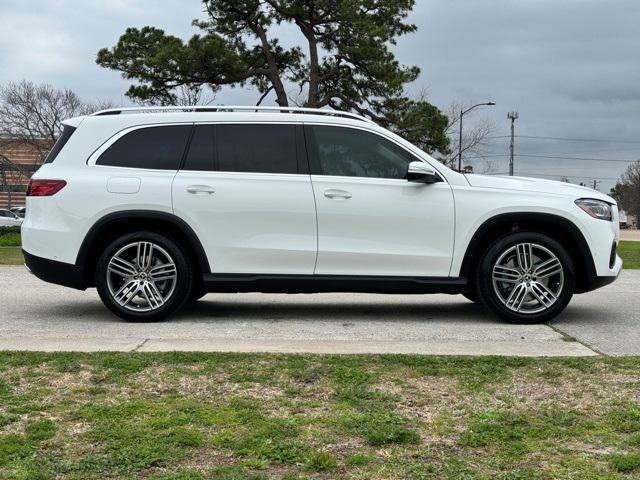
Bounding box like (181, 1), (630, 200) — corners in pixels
(0, 353), (640, 479)
(618, 241), (640, 269)
(0, 247), (24, 265)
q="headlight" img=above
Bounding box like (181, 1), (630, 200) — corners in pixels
(575, 198), (613, 221)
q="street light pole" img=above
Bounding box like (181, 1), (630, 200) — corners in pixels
(458, 102), (496, 172)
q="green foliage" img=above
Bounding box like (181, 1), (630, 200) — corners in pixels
(606, 402), (640, 433)
(608, 453), (640, 473)
(346, 453), (372, 466)
(0, 233), (22, 247)
(209, 398), (308, 464)
(0, 226), (21, 246)
(305, 451), (337, 472)
(96, 0), (450, 154)
(0, 225), (21, 235)
(610, 160), (640, 220)
(24, 419), (56, 442)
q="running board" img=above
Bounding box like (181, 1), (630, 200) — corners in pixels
(202, 273), (467, 294)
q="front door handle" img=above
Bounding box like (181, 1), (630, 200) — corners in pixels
(324, 189), (352, 199)
(186, 185), (215, 195)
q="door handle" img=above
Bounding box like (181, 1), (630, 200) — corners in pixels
(186, 185), (215, 195)
(324, 189), (352, 199)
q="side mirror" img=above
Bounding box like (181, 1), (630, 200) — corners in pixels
(407, 161), (440, 184)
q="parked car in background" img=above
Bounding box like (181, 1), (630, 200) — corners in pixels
(10, 206), (26, 218)
(0, 209), (23, 226)
(22, 106), (621, 323)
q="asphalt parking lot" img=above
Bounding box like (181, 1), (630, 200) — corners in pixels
(0, 266), (637, 356)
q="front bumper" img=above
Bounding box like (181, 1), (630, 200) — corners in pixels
(23, 249), (86, 290)
(580, 250), (622, 293)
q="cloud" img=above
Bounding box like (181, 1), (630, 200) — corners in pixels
(0, 0), (638, 190)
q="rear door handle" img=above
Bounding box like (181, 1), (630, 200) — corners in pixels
(186, 185), (215, 195)
(324, 189), (352, 199)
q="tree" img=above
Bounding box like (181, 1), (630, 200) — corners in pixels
(0, 80), (114, 207)
(0, 80), (114, 160)
(96, 0), (450, 155)
(611, 160), (640, 223)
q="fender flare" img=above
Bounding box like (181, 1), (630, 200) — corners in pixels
(75, 210), (210, 273)
(459, 212), (596, 289)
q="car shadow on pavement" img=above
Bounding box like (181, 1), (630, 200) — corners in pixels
(24, 295), (499, 325)
(172, 295), (497, 324)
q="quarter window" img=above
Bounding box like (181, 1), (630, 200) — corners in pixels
(45, 125), (76, 164)
(96, 125), (191, 170)
(307, 125), (412, 179)
(183, 124), (299, 174)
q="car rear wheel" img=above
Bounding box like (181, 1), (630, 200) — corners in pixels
(462, 290), (482, 304)
(95, 231), (193, 322)
(476, 232), (575, 324)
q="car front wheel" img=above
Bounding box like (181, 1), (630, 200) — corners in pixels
(95, 231), (193, 322)
(476, 232), (575, 324)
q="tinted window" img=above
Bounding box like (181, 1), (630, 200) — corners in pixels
(183, 124), (299, 174)
(44, 125), (76, 164)
(183, 124), (215, 171)
(218, 124), (297, 174)
(97, 125), (191, 170)
(308, 126), (412, 179)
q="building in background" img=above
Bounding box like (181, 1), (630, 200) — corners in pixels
(619, 210), (637, 229)
(0, 138), (48, 208)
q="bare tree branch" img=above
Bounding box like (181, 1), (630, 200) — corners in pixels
(0, 80), (115, 207)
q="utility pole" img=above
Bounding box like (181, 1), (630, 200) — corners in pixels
(508, 111), (518, 176)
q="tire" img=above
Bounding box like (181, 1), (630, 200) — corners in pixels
(188, 285), (208, 303)
(476, 232), (575, 324)
(462, 290), (482, 304)
(95, 231), (193, 322)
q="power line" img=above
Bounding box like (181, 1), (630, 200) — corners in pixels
(487, 135), (640, 144)
(465, 154), (637, 163)
(486, 172), (621, 181)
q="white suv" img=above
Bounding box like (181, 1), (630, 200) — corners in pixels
(22, 106), (621, 323)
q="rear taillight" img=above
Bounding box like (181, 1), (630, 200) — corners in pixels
(26, 179), (67, 197)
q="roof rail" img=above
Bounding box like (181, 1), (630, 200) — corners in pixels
(91, 105), (376, 124)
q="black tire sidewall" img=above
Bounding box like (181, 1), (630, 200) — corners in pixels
(95, 231), (193, 322)
(477, 232), (575, 324)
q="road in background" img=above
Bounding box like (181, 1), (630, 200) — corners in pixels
(620, 230), (640, 241)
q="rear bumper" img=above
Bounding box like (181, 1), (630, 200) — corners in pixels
(23, 250), (86, 290)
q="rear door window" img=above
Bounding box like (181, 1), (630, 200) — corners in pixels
(183, 124), (301, 174)
(96, 125), (191, 170)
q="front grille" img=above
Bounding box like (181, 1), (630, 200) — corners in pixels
(610, 242), (617, 269)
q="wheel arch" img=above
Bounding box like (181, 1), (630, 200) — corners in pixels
(76, 210), (210, 288)
(459, 212), (596, 294)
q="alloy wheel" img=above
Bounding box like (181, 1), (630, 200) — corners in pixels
(491, 242), (564, 314)
(106, 241), (178, 312)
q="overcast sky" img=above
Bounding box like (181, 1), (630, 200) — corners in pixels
(1, 0), (638, 192)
